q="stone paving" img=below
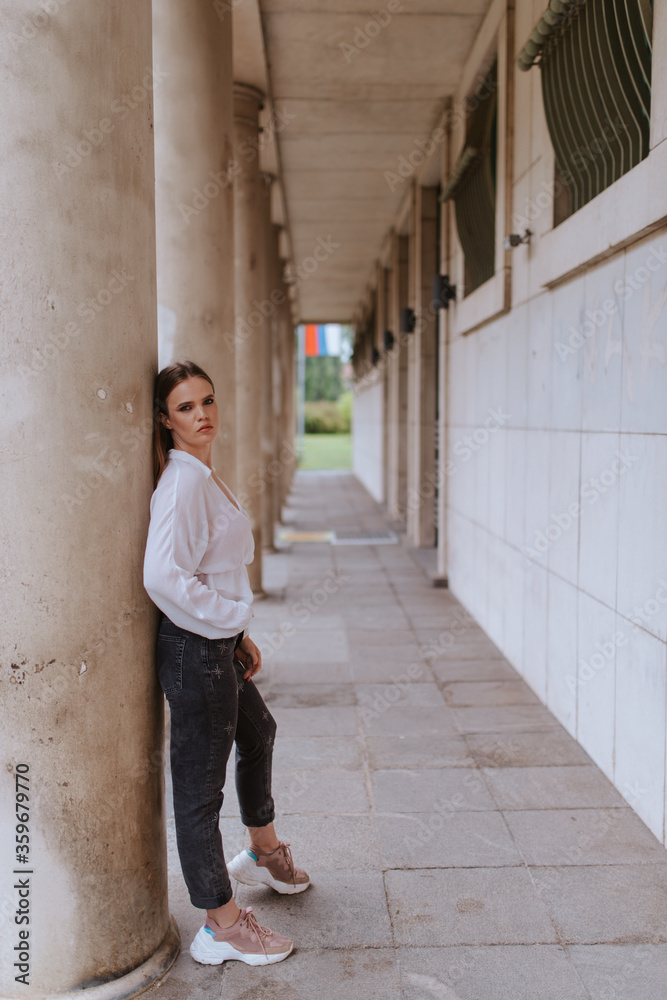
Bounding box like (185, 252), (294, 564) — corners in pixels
(147, 471), (667, 1000)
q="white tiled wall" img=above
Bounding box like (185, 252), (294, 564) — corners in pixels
(441, 0), (667, 843)
(446, 228), (667, 845)
(352, 378), (384, 503)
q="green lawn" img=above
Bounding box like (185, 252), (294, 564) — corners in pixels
(298, 433), (352, 470)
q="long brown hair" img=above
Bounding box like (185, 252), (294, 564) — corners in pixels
(152, 360), (215, 488)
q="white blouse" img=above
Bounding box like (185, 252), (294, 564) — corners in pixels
(143, 447), (255, 639)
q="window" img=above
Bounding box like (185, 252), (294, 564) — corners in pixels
(441, 59), (498, 295)
(519, 0), (653, 223)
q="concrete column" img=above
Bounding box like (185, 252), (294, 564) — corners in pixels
(0, 2), (178, 996)
(279, 279), (297, 510)
(259, 175), (276, 552)
(233, 83), (265, 593)
(387, 234), (410, 523)
(374, 262), (386, 353)
(374, 264), (389, 502)
(152, 0), (237, 485)
(407, 186), (439, 548)
(270, 224), (286, 528)
(436, 127), (452, 586)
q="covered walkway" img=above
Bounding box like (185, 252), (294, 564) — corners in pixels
(152, 472), (666, 1000)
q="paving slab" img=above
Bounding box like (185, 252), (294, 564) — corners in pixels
(530, 865), (667, 943)
(432, 659), (519, 682)
(483, 765), (627, 810)
(252, 613), (346, 633)
(371, 768), (495, 813)
(271, 705), (359, 737)
(465, 730), (592, 767)
(377, 811), (523, 868)
(397, 945), (591, 1000)
(356, 682), (444, 707)
(505, 808), (667, 865)
(422, 641), (508, 661)
(360, 704), (459, 736)
(569, 944), (667, 1000)
(442, 681), (541, 707)
(220, 947), (401, 1000)
(258, 682), (357, 707)
(271, 735), (363, 772)
(385, 868), (558, 946)
(267, 630), (349, 662)
(366, 732), (474, 770)
(351, 656), (428, 683)
(453, 705), (563, 733)
(414, 627), (491, 643)
(261, 661), (354, 685)
(347, 630), (417, 646)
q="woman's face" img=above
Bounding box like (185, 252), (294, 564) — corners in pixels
(160, 376), (219, 450)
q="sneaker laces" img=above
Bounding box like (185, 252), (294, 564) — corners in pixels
(239, 907), (271, 957)
(275, 841), (297, 883)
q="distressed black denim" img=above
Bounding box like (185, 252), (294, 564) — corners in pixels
(156, 612), (276, 908)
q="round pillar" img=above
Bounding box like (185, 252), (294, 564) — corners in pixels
(0, 1), (178, 995)
(259, 176), (277, 552)
(280, 290), (297, 508)
(233, 83), (265, 593)
(270, 224), (286, 529)
(153, 0), (237, 486)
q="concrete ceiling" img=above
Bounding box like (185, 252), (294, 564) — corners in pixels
(234, 0), (492, 324)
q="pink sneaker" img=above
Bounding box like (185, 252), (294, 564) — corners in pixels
(189, 907), (293, 966)
(227, 840), (310, 894)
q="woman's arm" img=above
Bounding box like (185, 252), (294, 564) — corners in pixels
(143, 469), (252, 638)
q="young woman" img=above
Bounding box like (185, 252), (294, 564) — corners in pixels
(143, 359), (309, 968)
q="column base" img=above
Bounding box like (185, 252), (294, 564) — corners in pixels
(49, 916), (180, 1000)
(433, 576), (449, 589)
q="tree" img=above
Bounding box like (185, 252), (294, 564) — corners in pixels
(305, 356), (343, 401)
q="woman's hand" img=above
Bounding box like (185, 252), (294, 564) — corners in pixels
(235, 636), (262, 681)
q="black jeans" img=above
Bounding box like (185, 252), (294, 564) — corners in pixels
(156, 613), (276, 908)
